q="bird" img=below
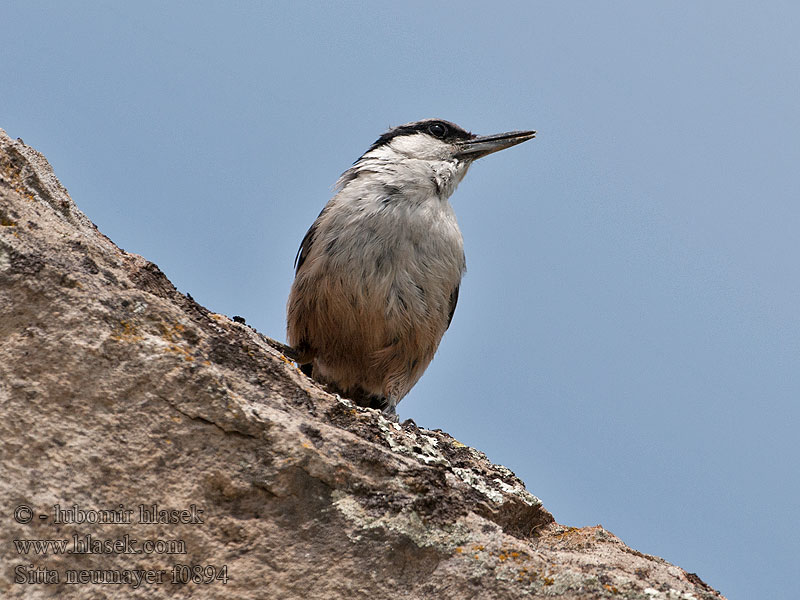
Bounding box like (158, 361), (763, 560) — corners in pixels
(287, 119), (535, 418)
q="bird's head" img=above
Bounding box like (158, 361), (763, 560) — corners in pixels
(365, 118), (535, 163)
(337, 119), (535, 199)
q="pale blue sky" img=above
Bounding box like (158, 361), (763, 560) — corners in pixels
(4, 2), (799, 598)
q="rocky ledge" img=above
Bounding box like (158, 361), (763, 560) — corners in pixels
(0, 129), (724, 599)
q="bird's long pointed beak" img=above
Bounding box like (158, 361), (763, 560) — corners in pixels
(454, 129), (536, 160)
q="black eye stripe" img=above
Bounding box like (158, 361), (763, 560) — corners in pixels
(366, 119), (475, 153)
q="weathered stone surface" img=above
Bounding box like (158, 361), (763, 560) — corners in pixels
(0, 129), (725, 599)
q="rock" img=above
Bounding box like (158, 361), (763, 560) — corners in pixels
(0, 129), (725, 599)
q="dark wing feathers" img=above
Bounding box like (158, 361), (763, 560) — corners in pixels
(294, 222), (318, 272)
(446, 285), (459, 330)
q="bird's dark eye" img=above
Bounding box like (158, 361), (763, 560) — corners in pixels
(428, 122), (447, 139)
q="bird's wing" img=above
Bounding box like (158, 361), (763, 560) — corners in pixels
(294, 222), (318, 273)
(446, 285), (459, 330)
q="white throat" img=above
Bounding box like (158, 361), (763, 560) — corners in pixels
(336, 133), (472, 203)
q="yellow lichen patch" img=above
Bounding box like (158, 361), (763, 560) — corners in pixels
(110, 320), (143, 342)
(451, 440), (466, 448)
(12, 184), (35, 203)
(554, 526), (581, 541)
(165, 343), (194, 361)
(454, 547), (463, 554)
(514, 567), (556, 587)
(1, 217), (18, 227)
(0, 160), (31, 200)
(159, 322), (186, 343)
(280, 353), (305, 375)
(604, 584), (620, 594)
(160, 323), (196, 361)
(549, 525), (603, 551)
(4, 165), (36, 202)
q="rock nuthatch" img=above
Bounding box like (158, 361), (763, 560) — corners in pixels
(287, 119), (535, 417)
